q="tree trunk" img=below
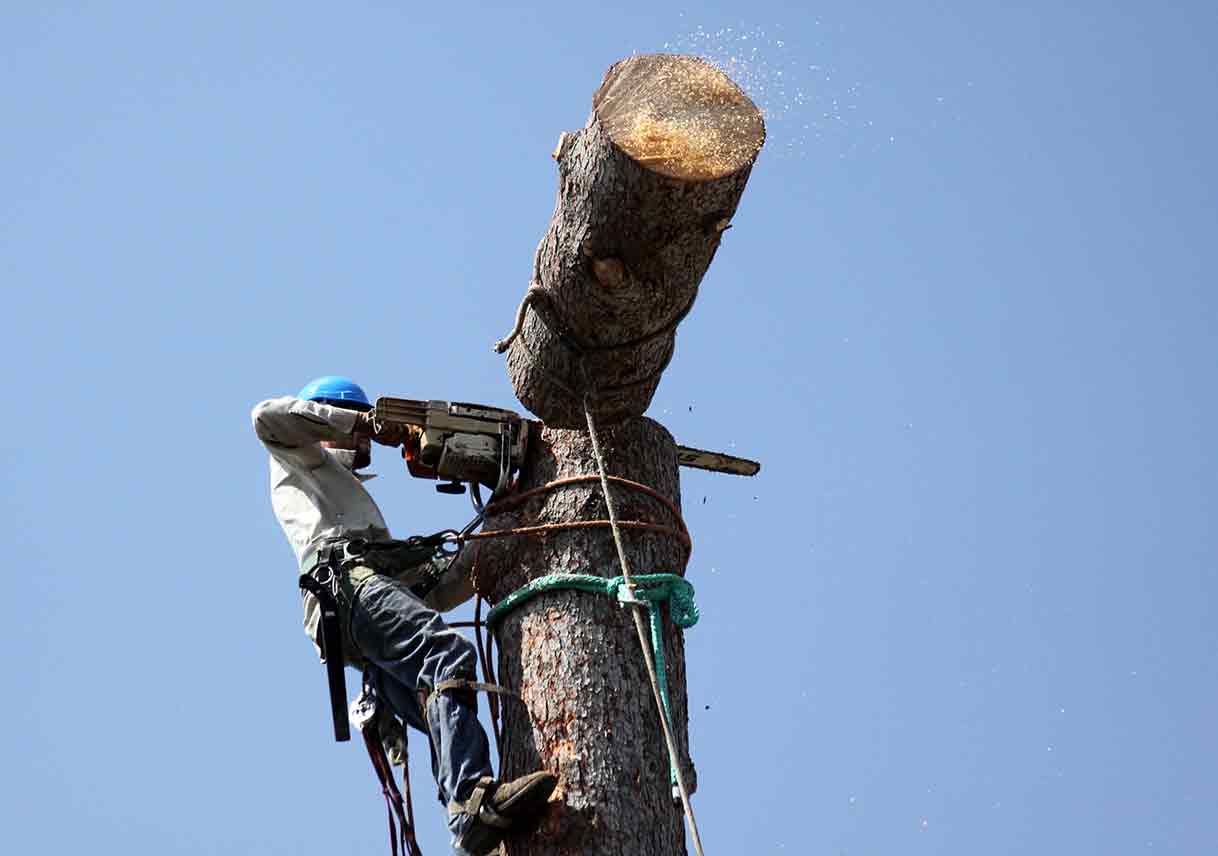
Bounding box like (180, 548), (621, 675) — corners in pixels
(472, 54), (766, 856)
(472, 418), (694, 856)
(503, 53), (765, 427)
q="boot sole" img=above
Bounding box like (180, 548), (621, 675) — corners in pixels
(497, 773), (558, 820)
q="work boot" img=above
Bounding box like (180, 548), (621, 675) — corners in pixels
(451, 771), (558, 855)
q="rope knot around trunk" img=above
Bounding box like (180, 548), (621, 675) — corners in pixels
(484, 571), (698, 631)
(484, 571), (698, 806)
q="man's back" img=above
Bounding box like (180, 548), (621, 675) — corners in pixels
(253, 396), (391, 560)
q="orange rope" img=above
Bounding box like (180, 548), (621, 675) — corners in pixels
(484, 474), (690, 543)
(464, 519), (690, 555)
(470, 473), (692, 557)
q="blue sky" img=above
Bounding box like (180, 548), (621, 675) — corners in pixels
(3, 2), (1216, 854)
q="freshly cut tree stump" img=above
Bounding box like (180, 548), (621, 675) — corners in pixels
(503, 53), (765, 427)
(472, 417), (694, 856)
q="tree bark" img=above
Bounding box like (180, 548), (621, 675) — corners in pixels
(503, 53), (765, 427)
(472, 418), (694, 856)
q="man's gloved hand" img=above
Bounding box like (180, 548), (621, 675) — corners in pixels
(354, 411), (408, 447)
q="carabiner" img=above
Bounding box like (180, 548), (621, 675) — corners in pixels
(436, 529), (464, 557)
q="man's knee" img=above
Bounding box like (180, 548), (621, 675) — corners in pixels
(430, 629), (479, 678)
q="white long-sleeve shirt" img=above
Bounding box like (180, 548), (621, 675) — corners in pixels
(252, 396), (472, 648)
(252, 397), (388, 558)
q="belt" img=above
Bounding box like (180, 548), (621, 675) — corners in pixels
(303, 533), (455, 600)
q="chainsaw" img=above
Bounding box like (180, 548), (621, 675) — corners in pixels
(373, 396), (760, 500)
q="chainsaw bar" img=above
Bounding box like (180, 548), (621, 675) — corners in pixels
(675, 445), (760, 477)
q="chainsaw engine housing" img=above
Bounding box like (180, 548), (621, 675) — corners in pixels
(377, 398), (528, 489)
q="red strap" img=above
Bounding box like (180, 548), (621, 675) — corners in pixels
(400, 737), (420, 856)
(363, 726), (422, 856)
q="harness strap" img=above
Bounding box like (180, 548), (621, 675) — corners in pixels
(298, 533), (468, 856)
(432, 678), (518, 699)
(303, 534), (453, 602)
(422, 678), (518, 737)
(297, 574), (350, 742)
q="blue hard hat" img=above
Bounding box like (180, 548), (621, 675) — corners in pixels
(297, 375), (373, 411)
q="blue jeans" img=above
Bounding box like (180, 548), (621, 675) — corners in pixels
(348, 573), (493, 852)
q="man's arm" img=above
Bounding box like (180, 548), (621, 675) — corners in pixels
(250, 396), (363, 468)
(422, 547), (477, 613)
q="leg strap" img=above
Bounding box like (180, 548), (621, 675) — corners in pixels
(423, 678), (518, 730)
(432, 678), (517, 700)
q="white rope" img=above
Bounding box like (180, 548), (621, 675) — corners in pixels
(492, 284), (546, 354)
(582, 392), (707, 856)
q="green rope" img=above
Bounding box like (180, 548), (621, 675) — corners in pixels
(485, 572), (699, 790)
(486, 572), (699, 630)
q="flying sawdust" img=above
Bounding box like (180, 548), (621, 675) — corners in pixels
(660, 22), (882, 161)
(596, 56), (766, 181)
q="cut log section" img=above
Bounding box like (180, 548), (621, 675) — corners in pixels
(502, 53), (765, 427)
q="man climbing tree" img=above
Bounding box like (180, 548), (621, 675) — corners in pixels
(251, 375), (556, 856)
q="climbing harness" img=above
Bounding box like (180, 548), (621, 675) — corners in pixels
(297, 529), (461, 745)
(296, 533), (462, 730)
(302, 531), (457, 610)
(299, 528), (517, 856)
